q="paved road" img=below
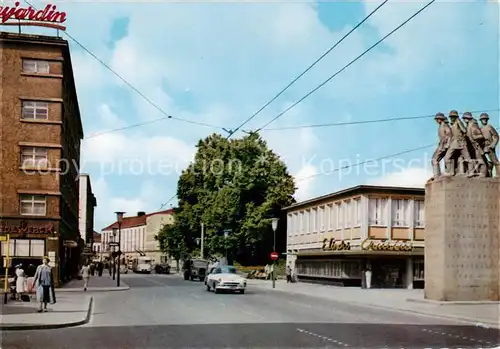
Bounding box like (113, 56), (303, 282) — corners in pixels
(3, 274), (499, 348)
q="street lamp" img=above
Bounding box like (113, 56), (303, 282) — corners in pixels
(112, 228), (117, 280)
(271, 218), (279, 289)
(115, 211), (125, 287)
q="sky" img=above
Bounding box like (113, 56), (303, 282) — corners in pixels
(4, 0), (499, 231)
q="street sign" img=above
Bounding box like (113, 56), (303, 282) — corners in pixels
(270, 252), (279, 260)
(109, 242), (119, 246)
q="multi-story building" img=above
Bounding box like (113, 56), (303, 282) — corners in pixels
(101, 209), (174, 264)
(284, 185), (425, 289)
(91, 231), (102, 261)
(78, 174), (97, 245)
(0, 32), (84, 285)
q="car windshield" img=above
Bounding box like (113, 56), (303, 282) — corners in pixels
(220, 266), (237, 274)
(193, 260), (207, 267)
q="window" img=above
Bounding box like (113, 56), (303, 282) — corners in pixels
(344, 201), (351, 229)
(21, 147), (48, 167)
(318, 206), (324, 231)
(20, 194), (46, 216)
(287, 214), (292, 236)
(353, 199), (362, 227)
(392, 199), (410, 227)
(293, 213), (298, 235)
(336, 203), (343, 229)
(311, 208), (317, 233)
(22, 59), (50, 74)
(1, 239), (45, 257)
(305, 210), (310, 233)
(326, 205), (332, 230)
(22, 101), (49, 120)
(414, 200), (425, 227)
(330, 204), (335, 230)
(299, 211), (304, 234)
(368, 198), (387, 226)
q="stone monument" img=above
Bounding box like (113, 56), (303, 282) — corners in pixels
(426, 110), (500, 301)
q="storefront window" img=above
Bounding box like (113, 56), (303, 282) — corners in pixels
(16, 240), (30, 256)
(413, 259), (424, 280)
(1, 239), (45, 257)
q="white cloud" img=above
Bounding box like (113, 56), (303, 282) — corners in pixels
(81, 132), (195, 177)
(93, 177), (166, 230)
(372, 167), (431, 188)
(294, 164), (318, 202)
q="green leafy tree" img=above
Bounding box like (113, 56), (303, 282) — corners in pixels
(156, 223), (187, 271)
(171, 132), (295, 265)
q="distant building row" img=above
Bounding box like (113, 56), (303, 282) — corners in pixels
(100, 209), (174, 264)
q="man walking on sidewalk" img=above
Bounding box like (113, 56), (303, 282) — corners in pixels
(286, 264), (292, 283)
(81, 263), (90, 291)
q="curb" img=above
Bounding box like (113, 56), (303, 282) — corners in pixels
(252, 284), (500, 329)
(406, 297), (500, 306)
(0, 296), (93, 331)
(57, 286), (130, 292)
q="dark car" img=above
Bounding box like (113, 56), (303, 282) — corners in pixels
(183, 258), (208, 281)
(155, 263), (170, 274)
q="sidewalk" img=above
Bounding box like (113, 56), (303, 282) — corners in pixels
(249, 279), (500, 328)
(0, 293), (92, 331)
(60, 274), (129, 292)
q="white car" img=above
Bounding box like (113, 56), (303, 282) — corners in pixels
(205, 266), (246, 294)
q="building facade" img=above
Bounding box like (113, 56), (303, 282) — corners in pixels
(91, 231), (102, 261)
(285, 185), (425, 289)
(78, 174), (97, 244)
(101, 209), (174, 264)
(0, 32), (84, 285)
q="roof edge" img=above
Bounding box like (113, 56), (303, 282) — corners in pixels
(283, 184), (425, 211)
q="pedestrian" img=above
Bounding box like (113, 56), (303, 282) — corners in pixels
(98, 262), (103, 277)
(33, 257), (54, 313)
(81, 263), (90, 291)
(286, 264), (292, 283)
(15, 264), (27, 300)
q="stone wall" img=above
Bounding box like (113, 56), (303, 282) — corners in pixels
(425, 176), (500, 301)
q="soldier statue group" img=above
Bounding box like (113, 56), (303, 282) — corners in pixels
(431, 110), (499, 179)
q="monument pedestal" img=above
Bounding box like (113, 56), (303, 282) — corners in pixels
(425, 176), (500, 301)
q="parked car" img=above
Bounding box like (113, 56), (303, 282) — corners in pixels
(155, 263), (170, 274)
(205, 265), (246, 294)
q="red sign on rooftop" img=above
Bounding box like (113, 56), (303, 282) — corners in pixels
(0, 2), (67, 31)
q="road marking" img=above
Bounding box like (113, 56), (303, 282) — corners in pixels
(421, 328), (492, 345)
(190, 293), (200, 299)
(297, 328), (349, 347)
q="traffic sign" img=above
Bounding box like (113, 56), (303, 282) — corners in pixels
(270, 252), (279, 260)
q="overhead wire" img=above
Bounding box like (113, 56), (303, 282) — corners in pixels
(253, 0), (436, 132)
(260, 108), (500, 131)
(294, 125), (500, 182)
(23, 0), (227, 137)
(226, 0), (389, 139)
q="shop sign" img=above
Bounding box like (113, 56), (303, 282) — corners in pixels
(321, 238), (351, 251)
(0, 2), (67, 30)
(0, 220), (55, 235)
(360, 238), (412, 252)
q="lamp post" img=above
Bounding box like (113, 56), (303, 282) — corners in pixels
(271, 218), (279, 289)
(112, 228), (117, 280)
(115, 211), (125, 287)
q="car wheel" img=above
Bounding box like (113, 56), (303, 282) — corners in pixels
(240, 289), (245, 294)
(214, 288), (219, 294)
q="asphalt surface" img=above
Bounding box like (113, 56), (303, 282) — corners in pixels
(2, 274), (499, 348)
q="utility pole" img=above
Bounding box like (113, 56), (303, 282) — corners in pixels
(200, 222), (204, 259)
